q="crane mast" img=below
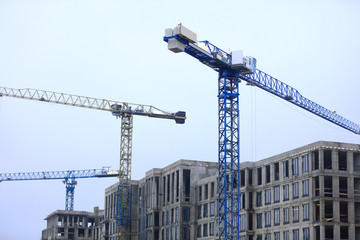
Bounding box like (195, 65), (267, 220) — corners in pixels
(0, 86), (186, 240)
(164, 24), (359, 240)
(0, 168), (119, 211)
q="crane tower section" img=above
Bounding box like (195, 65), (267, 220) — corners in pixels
(165, 24), (257, 239)
(164, 23), (360, 240)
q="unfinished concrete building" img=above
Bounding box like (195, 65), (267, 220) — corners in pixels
(131, 141), (360, 240)
(50, 140), (360, 240)
(41, 207), (104, 240)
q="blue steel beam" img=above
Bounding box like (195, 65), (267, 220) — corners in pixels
(0, 168), (119, 211)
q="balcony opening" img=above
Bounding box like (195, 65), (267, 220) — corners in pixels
(205, 184), (209, 200)
(240, 169), (245, 187)
(314, 226), (320, 240)
(167, 174), (170, 203)
(68, 228), (75, 240)
(57, 228), (65, 237)
(257, 167), (262, 186)
(313, 150), (319, 170)
(162, 176), (166, 205)
(324, 150), (332, 170)
(340, 226), (348, 240)
(354, 152), (360, 172)
(324, 201), (333, 222)
(78, 229), (85, 238)
(324, 176), (333, 197)
(156, 176), (160, 205)
(354, 178), (360, 199)
(313, 176), (320, 196)
(325, 226), (333, 239)
(266, 165), (270, 183)
(338, 151), (347, 171)
(283, 160), (289, 178)
(339, 177), (348, 198)
(249, 191), (253, 209)
(314, 201), (320, 222)
(210, 182), (215, 198)
(355, 202), (360, 223)
(274, 162), (279, 181)
(248, 212), (253, 230)
(356, 227), (360, 240)
(183, 169), (191, 202)
(248, 169), (253, 186)
(340, 201), (348, 222)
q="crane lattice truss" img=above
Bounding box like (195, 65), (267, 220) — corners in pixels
(0, 168), (118, 211)
(0, 87), (185, 240)
(164, 24), (359, 240)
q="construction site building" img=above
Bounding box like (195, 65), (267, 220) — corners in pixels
(41, 207), (104, 240)
(43, 140), (360, 240)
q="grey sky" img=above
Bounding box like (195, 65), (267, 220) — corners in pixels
(1, 0), (359, 239)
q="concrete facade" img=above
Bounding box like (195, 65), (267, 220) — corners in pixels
(119, 141), (360, 240)
(44, 140), (360, 240)
(41, 207), (104, 240)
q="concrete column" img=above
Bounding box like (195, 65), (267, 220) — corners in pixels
(152, 177), (156, 209)
(279, 161), (284, 180)
(179, 171), (183, 203)
(170, 174), (174, 204)
(166, 175), (169, 204)
(349, 224), (355, 240)
(320, 199), (325, 222)
(333, 200), (340, 222)
(333, 150), (339, 172)
(270, 164), (274, 183)
(333, 225), (340, 240)
(348, 201), (355, 224)
(245, 191), (250, 210)
(333, 176), (339, 198)
(175, 172), (179, 202)
(113, 192), (116, 219)
(262, 166), (266, 186)
(171, 173), (175, 204)
(348, 151), (354, 175)
(310, 201), (315, 223)
(289, 158), (293, 177)
(244, 168), (249, 187)
(308, 152), (313, 172)
(319, 149), (324, 172)
(309, 226), (314, 240)
(348, 176), (354, 199)
(319, 175), (325, 197)
(320, 225), (325, 240)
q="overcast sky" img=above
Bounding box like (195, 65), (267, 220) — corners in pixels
(1, 0), (360, 239)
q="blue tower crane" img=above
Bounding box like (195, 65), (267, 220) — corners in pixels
(0, 168), (119, 211)
(164, 24), (360, 240)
